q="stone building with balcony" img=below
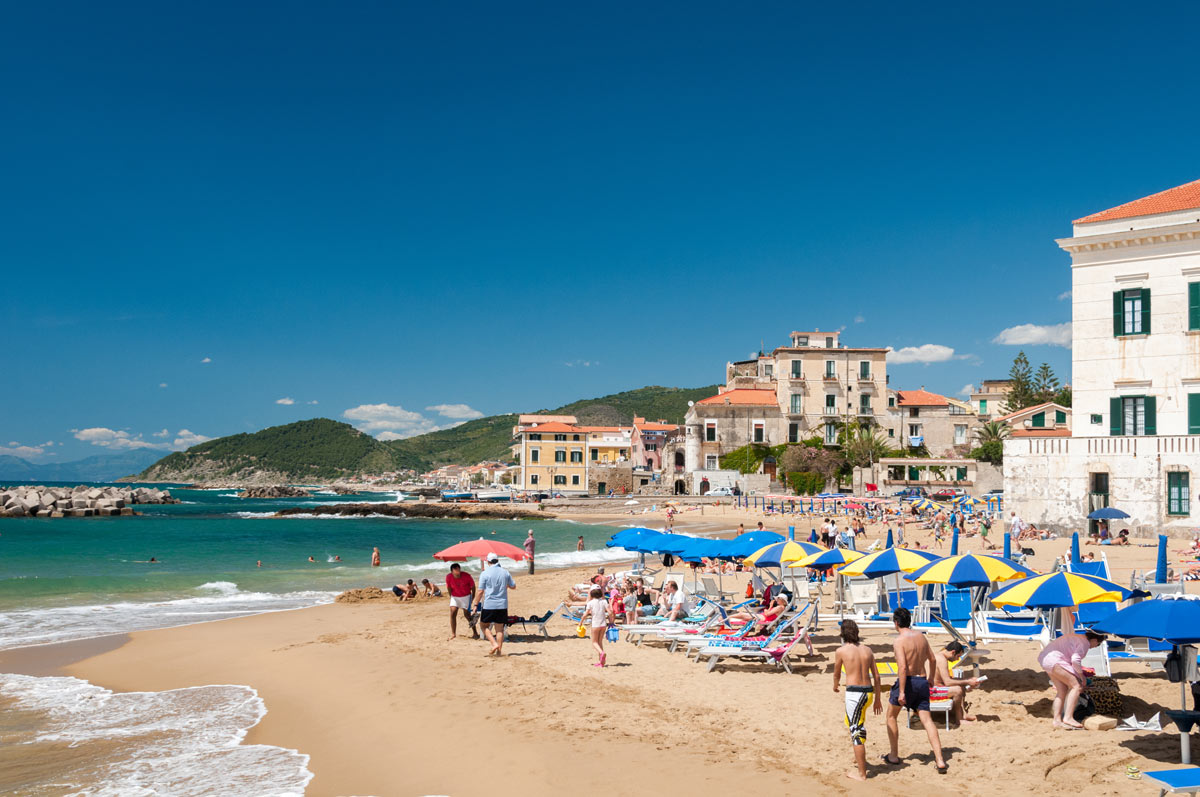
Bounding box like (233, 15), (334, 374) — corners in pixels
(888, 388), (982, 457)
(1005, 177), (1200, 534)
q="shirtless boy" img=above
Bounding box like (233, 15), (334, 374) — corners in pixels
(884, 607), (948, 773)
(833, 619), (882, 781)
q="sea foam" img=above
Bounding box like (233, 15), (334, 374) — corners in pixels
(0, 673), (313, 796)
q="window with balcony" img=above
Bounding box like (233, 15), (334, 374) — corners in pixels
(1113, 288), (1150, 336)
(1110, 396), (1155, 435)
(859, 361), (870, 379)
(788, 423), (799, 443)
(859, 395), (871, 415)
(790, 394), (803, 414)
(791, 360), (802, 378)
(824, 394), (836, 415)
(1169, 472), (1191, 515)
(908, 424), (921, 437)
(530, 449), (540, 463)
(555, 449), (566, 463)
(824, 423), (837, 444)
(825, 360), (836, 378)
(753, 423), (764, 443)
(705, 423), (716, 442)
(954, 424), (967, 445)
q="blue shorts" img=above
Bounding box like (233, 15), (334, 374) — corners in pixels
(889, 676), (931, 712)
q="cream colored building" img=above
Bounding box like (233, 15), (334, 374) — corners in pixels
(888, 389), (981, 456)
(968, 379), (1013, 419)
(1006, 178), (1200, 533)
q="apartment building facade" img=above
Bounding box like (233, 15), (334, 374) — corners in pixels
(889, 389), (981, 456)
(1005, 178), (1200, 533)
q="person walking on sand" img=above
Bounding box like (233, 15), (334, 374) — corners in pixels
(477, 552), (516, 656)
(371, 547), (381, 567)
(445, 563), (478, 641)
(883, 608), (948, 774)
(524, 530), (536, 575)
(833, 620), (882, 782)
(581, 586), (609, 667)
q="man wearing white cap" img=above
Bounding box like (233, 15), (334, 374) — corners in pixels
(477, 552), (517, 656)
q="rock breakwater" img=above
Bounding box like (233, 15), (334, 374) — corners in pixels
(274, 502), (547, 520)
(238, 485), (312, 499)
(0, 485), (178, 518)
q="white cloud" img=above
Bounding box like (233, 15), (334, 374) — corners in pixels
(343, 403), (448, 439)
(992, 322), (1072, 348)
(159, 382), (168, 388)
(0, 442), (51, 459)
(959, 384), (975, 396)
(564, 360), (596, 368)
(173, 429), (212, 449)
(854, 315), (865, 324)
(153, 429), (169, 438)
(426, 403), (484, 420)
(275, 397), (295, 405)
(201, 357), (212, 363)
(886, 344), (966, 365)
(1058, 291), (1072, 301)
(72, 427), (160, 450)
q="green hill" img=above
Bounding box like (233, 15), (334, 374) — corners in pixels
(387, 384), (719, 469)
(137, 385), (722, 481)
(138, 419), (398, 482)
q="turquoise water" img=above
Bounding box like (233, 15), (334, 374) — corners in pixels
(0, 484), (632, 649)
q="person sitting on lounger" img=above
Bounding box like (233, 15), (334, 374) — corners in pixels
(725, 594), (787, 628)
(661, 581), (688, 620)
(932, 641), (982, 723)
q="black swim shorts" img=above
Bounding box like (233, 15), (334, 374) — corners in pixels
(888, 675), (931, 712)
(479, 608), (508, 625)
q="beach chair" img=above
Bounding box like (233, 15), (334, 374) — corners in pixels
(701, 576), (735, 601)
(1143, 768), (1200, 796)
(1081, 638), (1112, 677)
(848, 581), (879, 617)
(701, 604), (814, 673)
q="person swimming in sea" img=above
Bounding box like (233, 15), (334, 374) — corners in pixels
(308, 556), (316, 563)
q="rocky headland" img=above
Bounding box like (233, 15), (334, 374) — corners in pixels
(0, 485), (178, 518)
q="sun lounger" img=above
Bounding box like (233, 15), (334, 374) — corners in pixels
(703, 604), (818, 673)
(701, 576), (735, 601)
(1143, 768), (1200, 796)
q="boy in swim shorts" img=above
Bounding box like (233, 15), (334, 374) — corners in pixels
(833, 619), (882, 782)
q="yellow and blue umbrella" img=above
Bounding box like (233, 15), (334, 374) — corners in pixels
(743, 540), (825, 568)
(789, 547), (864, 570)
(910, 498), (942, 512)
(907, 552), (1037, 587)
(956, 495), (985, 510)
(988, 571), (1135, 609)
(837, 547), (940, 579)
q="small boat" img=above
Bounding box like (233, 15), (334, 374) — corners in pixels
(441, 491), (472, 501)
(474, 490), (513, 502)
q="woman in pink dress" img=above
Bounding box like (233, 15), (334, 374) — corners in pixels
(1037, 608), (1106, 729)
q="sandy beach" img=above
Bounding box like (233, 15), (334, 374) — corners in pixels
(2, 507), (1194, 796)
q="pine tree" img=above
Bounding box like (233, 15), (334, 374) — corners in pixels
(1005, 351), (1036, 411)
(1033, 362), (1060, 404)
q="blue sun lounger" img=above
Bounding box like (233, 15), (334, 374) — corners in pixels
(1143, 768), (1200, 796)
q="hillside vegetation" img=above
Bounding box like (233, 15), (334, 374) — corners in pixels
(138, 385), (722, 481)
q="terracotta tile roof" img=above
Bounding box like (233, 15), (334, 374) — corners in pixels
(576, 426), (631, 433)
(635, 422), (678, 431)
(894, 390), (950, 407)
(521, 421), (578, 434)
(1010, 428), (1072, 438)
(695, 389), (779, 407)
(994, 401), (1056, 423)
(1075, 178), (1200, 224)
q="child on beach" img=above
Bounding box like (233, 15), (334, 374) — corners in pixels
(581, 586), (609, 667)
(622, 583), (639, 625)
(833, 619), (882, 781)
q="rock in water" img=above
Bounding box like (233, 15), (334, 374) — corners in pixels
(237, 485), (312, 499)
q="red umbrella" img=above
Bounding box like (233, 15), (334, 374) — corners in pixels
(432, 538), (527, 561)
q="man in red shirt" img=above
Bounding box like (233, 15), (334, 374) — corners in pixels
(445, 563), (478, 641)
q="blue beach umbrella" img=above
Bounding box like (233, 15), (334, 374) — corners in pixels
(950, 526), (959, 556)
(606, 528), (664, 552)
(809, 529), (819, 544)
(1070, 532), (1081, 565)
(1003, 532), (1011, 561)
(885, 528), (894, 549)
(727, 531), (786, 558)
(676, 537), (731, 562)
(1157, 535), (1169, 584)
(1087, 507), (1131, 520)
(907, 553), (1038, 588)
(652, 534), (700, 555)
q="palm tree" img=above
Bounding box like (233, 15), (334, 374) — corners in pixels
(842, 426), (894, 469)
(973, 421), (1011, 445)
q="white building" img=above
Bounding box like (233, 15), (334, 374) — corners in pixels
(1005, 178), (1200, 534)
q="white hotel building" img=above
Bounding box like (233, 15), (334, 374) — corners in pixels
(1005, 178), (1200, 534)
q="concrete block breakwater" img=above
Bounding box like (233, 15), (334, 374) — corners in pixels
(0, 485), (178, 518)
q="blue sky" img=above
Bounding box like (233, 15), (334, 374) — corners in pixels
(3, 2), (1198, 462)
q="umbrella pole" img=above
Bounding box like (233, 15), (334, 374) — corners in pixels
(1184, 677), (1192, 765)
(970, 586), (980, 678)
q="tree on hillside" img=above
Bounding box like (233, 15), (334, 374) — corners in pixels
(1033, 362), (1061, 405)
(1004, 351), (1037, 411)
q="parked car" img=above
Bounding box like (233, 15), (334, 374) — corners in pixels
(985, 488), (1004, 496)
(891, 487), (928, 499)
(931, 487), (968, 501)
(707, 486), (734, 497)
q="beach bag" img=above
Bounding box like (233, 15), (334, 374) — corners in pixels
(576, 622), (588, 638)
(1073, 692), (1095, 722)
(606, 625), (619, 643)
(1089, 676), (1124, 717)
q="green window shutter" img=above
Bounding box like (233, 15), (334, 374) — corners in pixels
(1190, 394), (1200, 435)
(1141, 288), (1151, 334)
(1031, 412), (1045, 428)
(1109, 397), (1122, 435)
(1055, 410), (1066, 424)
(1145, 396), (1157, 435)
(979, 399), (987, 413)
(1113, 291), (1124, 336)
(1191, 283), (1200, 331)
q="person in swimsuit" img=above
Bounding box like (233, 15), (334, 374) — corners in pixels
(834, 619), (882, 782)
(884, 608), (947, 773)
(1038, 609), (1105, 729)
(932, 640), (982, 723)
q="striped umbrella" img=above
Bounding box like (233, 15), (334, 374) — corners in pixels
(838, 547), (940, 579)
(988, 571), (1135, 609)
(789, 547), (864, 570)
(906, 552), (1037, 588)
(743, 540), (825, 568)
(956, 496), (985, 510)
(910, 498), (941, 512)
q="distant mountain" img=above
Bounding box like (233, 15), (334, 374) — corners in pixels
(0, 450), (164, 483)
(134, 385), (722, 483)
(387, 385), (720, 469)
(138, 419), (398, 483)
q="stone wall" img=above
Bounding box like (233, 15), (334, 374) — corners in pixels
(587, 464), (634, 496)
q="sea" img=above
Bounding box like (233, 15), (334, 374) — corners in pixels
(0, 484), (637, 795)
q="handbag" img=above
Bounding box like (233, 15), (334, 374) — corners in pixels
(606, 625), (619, 643)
